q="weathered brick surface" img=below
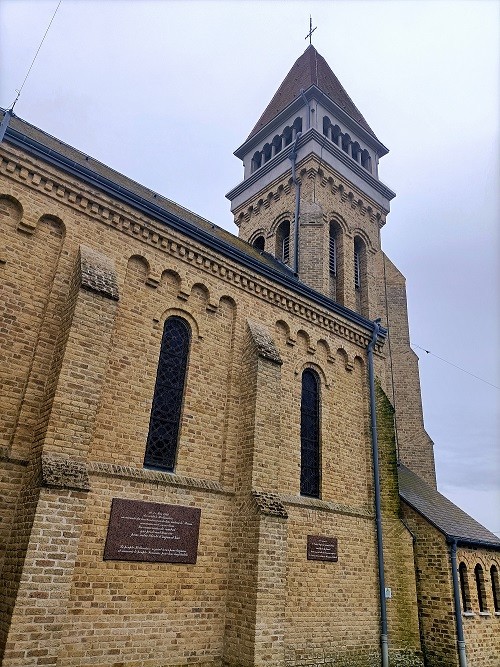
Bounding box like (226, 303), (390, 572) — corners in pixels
(0, 120), (494, 667)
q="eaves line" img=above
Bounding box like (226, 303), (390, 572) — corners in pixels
(2, 124), (385, 339)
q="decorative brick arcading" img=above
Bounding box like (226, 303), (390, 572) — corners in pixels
(252, 490), (288, 518)
(79, 244), (119, 301)
(247, 319), (283, 364)
(41, 453), (90, 491)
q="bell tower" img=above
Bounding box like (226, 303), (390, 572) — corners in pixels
(226, 44), (395, 318)
(227, 45), (437, 488)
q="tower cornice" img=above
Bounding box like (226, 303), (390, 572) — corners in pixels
(235, 85), (389, 160)
(227, 127), (395, 213)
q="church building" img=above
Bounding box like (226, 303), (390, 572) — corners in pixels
(0, 45), (499, 667)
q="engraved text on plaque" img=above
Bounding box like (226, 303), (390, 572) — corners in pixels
(104, 498), (201, 564)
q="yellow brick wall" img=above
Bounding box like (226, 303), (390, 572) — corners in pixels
(0, 137), (447, 667)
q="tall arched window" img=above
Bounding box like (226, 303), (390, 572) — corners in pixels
(300, 369), (321, 498)
(329, 221), (344, 304)
(276, 220), (290, 264)
(354, 236), (368, 316)
(475, 564), (487, 612)
(491, 565), (500, 612)
(459, 562), (472, 612)
(144, 316), (191, 471)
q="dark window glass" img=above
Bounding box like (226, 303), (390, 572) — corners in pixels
(144, 317), (190, 471)
(459, 562), (471, 612)
(300, 369), (320, 497)
(475, 564), (487, 612)
(329, 232), (337, 275)
(491, 565), (500, 612)
(253, 235), (265, 252)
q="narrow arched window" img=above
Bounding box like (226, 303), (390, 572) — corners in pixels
(144, 316), (191, 472)
(300, 369), (320, 498)
(361, 149), (372, 172)
(491, 565), (500, 612)
(475, 564), (487, 612)
(459, 562), (472, 612)
(329, 221), (343, 304)
(253, 235), (265, 252)
(354, 239), (361, 290)
(354, 236), (368, 316)
(276, 220), (290, 264)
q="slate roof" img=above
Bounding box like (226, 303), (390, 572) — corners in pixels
(247, 45), (377, 142)
(398, 464), (500, 547)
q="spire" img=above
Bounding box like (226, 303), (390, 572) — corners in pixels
(246, 45), (376, 141)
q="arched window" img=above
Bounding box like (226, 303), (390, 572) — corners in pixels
(272, 135), (282, 156)
(354, 240), (361, 290)
(491, 565), (500, 612)
(300, 369), (321, 498)
(144, 316), (191, 472)
(459, 562), (472, 612)
(253, 235), (265, 252)
(251, 151), (262, 173)
(323, 115), (331, 137)
(329, 221), (343, 304)
(283, 126), (293, 147)
(361, 149), (372, 172)
(276, 220), (290, 264)
(329, 226), (337, 276)
(333, 126), (342, 146)
(475, 564), (487, 612)
(354, 236), (368, 316)
(342, 133), (351, 154)
(262, 143), (272, 164)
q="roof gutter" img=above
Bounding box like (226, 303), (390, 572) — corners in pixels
(367, 318), (389, 667)
(1, 120), (386, 338)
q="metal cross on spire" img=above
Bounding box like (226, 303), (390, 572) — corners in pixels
(305, 15), (317, 45)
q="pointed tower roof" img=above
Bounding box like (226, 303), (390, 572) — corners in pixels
(247, 45), (376, 141)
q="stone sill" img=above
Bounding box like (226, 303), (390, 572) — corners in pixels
(479, 611), (491, 617)
(462, 612), (475, 617)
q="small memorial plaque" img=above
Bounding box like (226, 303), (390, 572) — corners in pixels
(307, 535), (338, 562)
(104, 498), (201, 564)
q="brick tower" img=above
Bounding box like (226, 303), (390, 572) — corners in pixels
(227, 45), (437, 486)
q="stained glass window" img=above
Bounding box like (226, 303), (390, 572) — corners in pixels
(300, 369), (321, 497)
(144, 317), (190, 471)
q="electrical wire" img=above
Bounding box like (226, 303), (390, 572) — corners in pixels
(9, 0), (63, 111)
(412, 343), (500, 390)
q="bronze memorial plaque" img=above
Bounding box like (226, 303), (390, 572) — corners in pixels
(104, 498), (201, 564)
(307, 535), (338, 562)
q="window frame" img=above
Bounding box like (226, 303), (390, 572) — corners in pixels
(144, 316), (191, 472)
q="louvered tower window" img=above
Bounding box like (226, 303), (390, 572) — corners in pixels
(276, 220), (290, 265)
(144, 316), (190, 471)
(354, 246), (361, 289)
(329, 234), (337, 275)
(283, 234), (290, 264)
(300, 369), (321, 498)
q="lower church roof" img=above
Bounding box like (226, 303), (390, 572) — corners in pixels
(398, 464), (500, 548)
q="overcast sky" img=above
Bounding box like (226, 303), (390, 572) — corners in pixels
(1, 0), (499, 535)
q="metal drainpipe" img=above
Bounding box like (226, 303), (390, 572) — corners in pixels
(289, 132), (302, 275)
(0, 108), (13, 144)
(367, 318), (389, 667)
(449, 540), (468, 667)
